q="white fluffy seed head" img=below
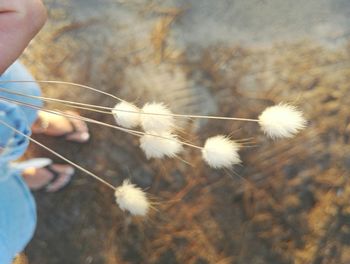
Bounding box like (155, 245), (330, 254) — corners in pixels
(258, 103), (307, 139)
(140, 132), (183, 159)
(112, 101), (141, 129)
(202, 135), (241, 169)
(114, 180), (149, 216)
(141, 102), (175, 132)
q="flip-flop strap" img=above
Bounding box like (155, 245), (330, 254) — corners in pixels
(62, 118), (78, 139)
(41, 165), (73, 193)
(43, 165), (61, 186)
(12, 158), (53, 171)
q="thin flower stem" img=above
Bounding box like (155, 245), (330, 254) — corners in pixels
(0, 82), (259, 122)
(0, 119), (116, 191)
(0, 96), (203, 150)
(0, 80), (124, 101)
(0, 87), (112, 111)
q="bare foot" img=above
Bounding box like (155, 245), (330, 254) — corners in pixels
(22, 164), (74, 192)
(32, 110), (90, 143)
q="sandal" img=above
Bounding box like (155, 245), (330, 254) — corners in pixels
(61, 110), (90, 143)
(34, 110), (90, 143)
(19, 158), (74, 192)
(41, 164), (73, 192)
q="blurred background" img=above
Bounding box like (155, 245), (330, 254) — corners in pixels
(21, 0), (350, 263)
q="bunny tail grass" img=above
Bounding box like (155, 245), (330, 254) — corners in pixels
(139, 131), (183, 159)
(258, 103), (307, 139)
(114, 180), (150, 216)
(112, 101), (141, 129)
(141, 102), (175, 133)
(202, 135), (241, 169)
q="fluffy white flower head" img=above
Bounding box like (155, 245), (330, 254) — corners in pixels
(141, 103), (175, 132)
(112, 101), (141, 129)
(258, 104), (306, 139)
(140, 132), (183, 159)
(202, 135), (241, 169)
(114, 180), (149, 216)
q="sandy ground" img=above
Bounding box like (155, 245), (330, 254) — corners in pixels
(16, 0), (350, 263)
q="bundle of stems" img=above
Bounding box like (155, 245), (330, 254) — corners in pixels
(0, 80), (307, 216)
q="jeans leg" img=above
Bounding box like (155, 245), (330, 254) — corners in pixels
(0, 73), (38, 263)
(0, 61), (43, 126)
(0, 171), (36, 264)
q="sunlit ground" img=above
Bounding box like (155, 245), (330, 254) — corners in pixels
(19, 1), (350, 263)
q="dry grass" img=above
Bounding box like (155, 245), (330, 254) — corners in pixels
(18, 1), (350, 263)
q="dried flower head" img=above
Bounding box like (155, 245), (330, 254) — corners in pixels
(141, 102), (175, 132)
(202, 135), (241, 169)
(112, 101), (141, 129)
(114, 180), (149, 216)
(258, 104), (306, 139)
(139, 132), (183, 159)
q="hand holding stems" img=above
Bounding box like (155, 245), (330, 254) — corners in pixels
(0, 0), (47, 73)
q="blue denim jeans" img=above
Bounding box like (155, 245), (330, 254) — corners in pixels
(0, 61), (42, 263)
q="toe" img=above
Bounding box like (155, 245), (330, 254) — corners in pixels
(50, 164), (75, 175)
(66, 131), (90, 143)
(65, 111), (90, 143)
(45, 173), (72, 192)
